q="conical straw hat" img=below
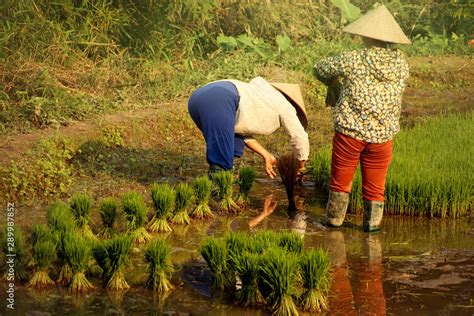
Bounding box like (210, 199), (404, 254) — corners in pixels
(270, 83), (308, 129)
(343, 5), (411, 44)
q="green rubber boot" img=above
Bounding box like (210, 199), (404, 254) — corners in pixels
(363, 200), (384, 232)
(324, 191), (350, 227)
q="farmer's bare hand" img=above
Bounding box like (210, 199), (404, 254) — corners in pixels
(264, 154), (277, 179)
(297, 167), (308, 185)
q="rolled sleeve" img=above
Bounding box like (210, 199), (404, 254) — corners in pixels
(279, 109), (310, 161)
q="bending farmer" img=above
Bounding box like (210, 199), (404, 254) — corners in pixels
(314, 5), (410, 232)
(188, 76), (309, 178)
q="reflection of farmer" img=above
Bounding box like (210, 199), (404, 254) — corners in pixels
(314, 5), (411, 232)
(188, 77), (309, 178)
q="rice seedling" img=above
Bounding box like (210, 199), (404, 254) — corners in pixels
(230, 251), (264, 307)
(46, 201), (77, 285)
(28, 228), (57, 288)
(99, 197), (119, 238)
(172, 183), (193, 225)
(144, 238), (174, 294)
(63, 231), (94, 292)
(200, 238), (233, 292)
(258, 248), (300, 316)
(122, 191), (152, 243)
(277, 154), (300, 212)
(278, 231), (304, 254)
(235, 167), (257, 207)
(46, 201), (77, 234)
(191, 176), (214, 219)
(299, 249), (331, 312)
(0, 226), (28, 281)
(308, 113), (473, 217)
(251, 230), (279, 253)
(149, 183), (175, 232)
(224, 231), (249, 257)
(93, 234), (133, 290)
(212, 170), (240, 213)
(70, 193), (96, 239)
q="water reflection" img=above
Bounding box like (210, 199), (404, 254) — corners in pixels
(326, 231), (386, 315)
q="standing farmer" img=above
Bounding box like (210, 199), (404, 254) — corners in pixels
(314, 5), (411, 232)
(188, 76), (309, 178)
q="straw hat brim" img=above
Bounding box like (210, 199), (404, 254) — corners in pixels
(270, 82), (308, 129)
(343, 5), (411, 45)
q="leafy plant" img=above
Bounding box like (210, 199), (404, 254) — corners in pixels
(122, 191), (152, 243)
(149, 183), (175, 232)
(191, 176), (213, 219)
(331, 0), (361, 23)
(144, 239), (174, 294)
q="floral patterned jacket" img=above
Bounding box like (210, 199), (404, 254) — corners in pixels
(314, 47), (409, 143)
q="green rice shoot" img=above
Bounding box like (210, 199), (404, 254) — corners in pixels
(172, 183), (193, 225)
(212, 170), (240, 213)
(93, 234), (133, 290)
(63, 231), (94, 292)
(259, 248), (300, 316)
(144, 238), (174, 294)
(200, 238), (232, 292)
(70, 193), (96, 239)
(28, 228), (57, 288)
(0, 226), (28, 281)
(299, 249), (331, 312)
(235, 167), (257, 207)
(122, 191), (152, 243)
(191, 176), (214, 219)
(149, 183), (175, 232)
(99, 197), (119, 238)
(278, 231), (304, 254)
(231, 251), (264, 307)
(308, 112), (473, 217)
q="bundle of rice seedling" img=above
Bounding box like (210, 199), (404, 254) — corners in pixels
(122, 191), (152, 243)
(70, 194), (96, 239)
(278, 231), (304, 254)
(144, 238), (174, 294)
(28, 227), (57, 288)
(63, 231), (94, 292)
(235, 167), (257, 207)
(0, 226), (28, 281)
(93, 234), (133, 290)
(230, 251), (264, 307)
(224, 231), (249, 258)
(171, 183), (193, 225)
(299, 249), (331, 311)
(259, 248), (300, 316)
(149, 183), (175, 232)
(191, 176), (213, 219)
(251, 230), (279, 253)
(212, 170), (240, 213)
(47, 201), (77, 234)
(46, 201), (77, 285)
(200, 238), (233, 292)
(99, 197), (119, 238)
(277, 154), (300, 212)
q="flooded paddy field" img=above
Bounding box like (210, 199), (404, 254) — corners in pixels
(1, 180), (472, 315)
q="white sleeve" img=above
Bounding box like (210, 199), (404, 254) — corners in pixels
(279, 108), (310, 161)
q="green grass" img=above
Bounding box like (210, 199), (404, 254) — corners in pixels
(309, 112), (473, 217)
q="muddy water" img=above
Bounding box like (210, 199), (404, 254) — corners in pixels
(1, 180), (473, 315)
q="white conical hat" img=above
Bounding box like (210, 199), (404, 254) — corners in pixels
(270, 82), (308, 129)
(343, 5), (411, 45)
